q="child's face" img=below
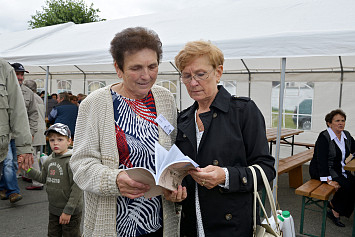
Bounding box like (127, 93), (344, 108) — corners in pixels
(48, 133), (71, 155)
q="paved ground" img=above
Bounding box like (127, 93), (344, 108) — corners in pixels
(0, 145), (353, 236)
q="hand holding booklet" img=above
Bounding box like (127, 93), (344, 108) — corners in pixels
(125, 142), (199, 198)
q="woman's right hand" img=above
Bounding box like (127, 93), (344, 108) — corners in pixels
(116, 171), (150, 199)
(327, 180), (341, 191)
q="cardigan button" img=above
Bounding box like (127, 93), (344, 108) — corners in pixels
(242, 177), (247, 184)
(225, 213), (233, 221)
(183, 134), (187, 138)
(213, 112), (218, 118)
(212, 160), (219, 166)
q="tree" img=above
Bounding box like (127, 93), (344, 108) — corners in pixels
(28, 0), (105, 29)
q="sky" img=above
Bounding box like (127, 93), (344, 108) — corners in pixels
(0, 0), (221, 34)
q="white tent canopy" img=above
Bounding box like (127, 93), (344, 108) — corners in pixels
(1, 0), (355, 74)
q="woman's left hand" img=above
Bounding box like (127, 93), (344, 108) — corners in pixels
(189, 165), (226, 189)
(163, 185), (187, 202)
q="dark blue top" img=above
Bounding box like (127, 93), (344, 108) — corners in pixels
(49, 100), (78, 138)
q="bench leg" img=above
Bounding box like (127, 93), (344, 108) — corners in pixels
(300, 196), (306, 235)
(321, 200), (328, 237)
(289, 166), (303, 188)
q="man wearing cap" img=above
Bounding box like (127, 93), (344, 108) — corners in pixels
(11, 63), (39, 184)
(0, 59), (33, 203)
(11, 63), (39, 136)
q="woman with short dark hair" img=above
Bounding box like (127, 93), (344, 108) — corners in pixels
(310, 109), (355, 227)
(70, 27), (184, 237)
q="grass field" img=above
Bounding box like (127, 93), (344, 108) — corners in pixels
(271, 108), (297, 129)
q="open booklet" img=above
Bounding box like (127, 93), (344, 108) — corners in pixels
(125, 142), (199, 198)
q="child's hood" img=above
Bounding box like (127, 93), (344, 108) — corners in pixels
(52, 149), (73, 159)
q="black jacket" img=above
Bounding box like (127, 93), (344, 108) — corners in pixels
(309, 129), (355, 180)
(176, 86), (276, 237)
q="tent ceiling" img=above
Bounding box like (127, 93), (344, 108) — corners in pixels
(1, 0), (355, 75)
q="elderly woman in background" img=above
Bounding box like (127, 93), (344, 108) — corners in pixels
(70, 27), (185, 237)
(174, 40), (275, 236)
(310, 109), (355, 227)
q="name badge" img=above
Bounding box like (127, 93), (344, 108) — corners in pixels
(156, 114), (174, 135)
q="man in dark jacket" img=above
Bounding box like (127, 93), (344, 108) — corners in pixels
(48, 92), (78, 139)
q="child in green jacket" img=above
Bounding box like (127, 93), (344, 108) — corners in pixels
(24, 123), (82, 237)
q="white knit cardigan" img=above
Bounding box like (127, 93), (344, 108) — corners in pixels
(70, 84), (180, 236)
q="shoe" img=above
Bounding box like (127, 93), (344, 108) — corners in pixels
(9, 193), (22, 203)
(22, 176), (32, 183)
(26, 185), (43, 190)
(327, 209), (345, 227)
(0, 190), (8, 200)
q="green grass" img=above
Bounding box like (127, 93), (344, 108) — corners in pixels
(271, 113), (297, 129)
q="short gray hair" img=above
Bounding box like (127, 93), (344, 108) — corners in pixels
(23, 80), (37, 92)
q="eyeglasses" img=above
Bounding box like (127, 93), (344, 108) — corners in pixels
(180, 68), (214, 84)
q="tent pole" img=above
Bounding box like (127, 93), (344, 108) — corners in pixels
(272, 58), (286, 204)
(74, 65), (86, 94)
(241, 59), (251, 97)
(42, 66), (50, 154)
(169, 62), (182, 111)
(338, 56), (344, 108)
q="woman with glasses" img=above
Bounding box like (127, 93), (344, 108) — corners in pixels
(174, 40), (276, 236)
(70, 27), (185, 237)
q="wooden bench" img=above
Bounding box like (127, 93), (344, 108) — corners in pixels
(273, 140), (315, 149)
(278, 148), (314, 188)
(295, 179), (335, 237)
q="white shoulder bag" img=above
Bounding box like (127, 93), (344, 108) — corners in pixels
(250, 165), (282, 237)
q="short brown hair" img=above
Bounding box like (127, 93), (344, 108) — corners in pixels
(70, 95), (78, 102)
(110, 27), (162, 71)
(175, 40), (224, 72)
(59, 92), (70, 101)
(325, 109), (346, 127)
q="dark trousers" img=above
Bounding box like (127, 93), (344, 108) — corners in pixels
(48, 212), (82, 237)
(0, 161), (3, 180)
(333, 173), (355, 218)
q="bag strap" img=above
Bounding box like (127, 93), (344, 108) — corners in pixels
(250, 165), (259, 234)
(250, 165), (281, 235)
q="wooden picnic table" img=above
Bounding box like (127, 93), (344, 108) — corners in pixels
(344, 158), (355, 237)
(266, 128), (304, 155)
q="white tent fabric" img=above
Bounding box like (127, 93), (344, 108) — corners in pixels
(1, 0), (355, 73)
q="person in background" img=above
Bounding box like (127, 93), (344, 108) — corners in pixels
(40, 91), (45, 99)
(0, 59), (33, 203)
(51, 93), (58, 101)
(70, 27), (184, 237)
(23, 79), (46, 190)
(11, 63), (38, 186)
(23, 123), (83, 237)
(174, 40), (275, 236)
(11, 63), (38, 137)
(46, 94), (58, 118)
(70, 95), (79, 106)
(76, 93), (86, 104)
(48, 92), (78, 139)
(309, 109), (355, 227)
(0, 62), (38, 203)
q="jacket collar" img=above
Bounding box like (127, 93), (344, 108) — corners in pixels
(180, 85), (230, 120)
(327, 127), (347, 141)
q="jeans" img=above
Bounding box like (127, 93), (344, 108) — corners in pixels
(0, 140), (20, 197)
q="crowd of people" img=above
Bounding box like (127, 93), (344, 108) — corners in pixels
(0, 26), (354, 237)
